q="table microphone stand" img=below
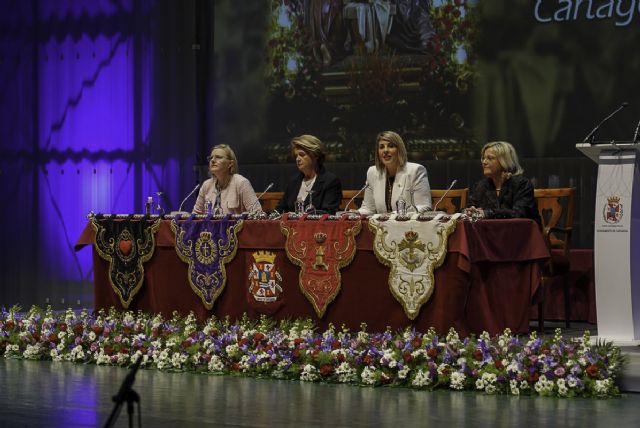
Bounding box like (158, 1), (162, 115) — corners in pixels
(104, 357), (143, 428)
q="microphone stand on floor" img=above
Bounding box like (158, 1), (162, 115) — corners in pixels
(104, 357), (143, 428)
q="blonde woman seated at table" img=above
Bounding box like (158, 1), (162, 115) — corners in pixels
(464, 141), (540, 223)
(358, 131), (432, 215)
(193, 144), (259, 215)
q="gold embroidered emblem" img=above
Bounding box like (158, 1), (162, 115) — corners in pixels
(397, 230), (426, 272)
(195, 231), (217, 265)
(313, 232), (328, 271)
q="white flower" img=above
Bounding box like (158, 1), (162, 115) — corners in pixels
(360, 367), (378, 385)
(88, 332), (96, 341)
(300, 364), (319, 382)
(450, 371), (466, 390)
(398, 367), (410, 380)
(411, 369), (432, 387)
(335, 362), (357, 383)
(208, 355), (225, 372)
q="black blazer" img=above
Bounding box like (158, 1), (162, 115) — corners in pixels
(275, 168), (343, 214)
(467, 175), (540, 224)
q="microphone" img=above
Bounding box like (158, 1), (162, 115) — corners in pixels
(344, 182), (369, 211)
(246, 182), (274, 213)
(582, 102), (629, 143)
(432, 179), (458, 212)
(173, 183), (200, 215)
(633, 118), (640, 144)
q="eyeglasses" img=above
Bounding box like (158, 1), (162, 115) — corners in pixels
(207, 155), (228, 163)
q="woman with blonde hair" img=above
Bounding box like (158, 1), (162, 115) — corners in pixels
(275, 134), (342, 214)
(193, 144), (259, 214)
(358, 131), (432, 215)
(465, 141), (539, 222)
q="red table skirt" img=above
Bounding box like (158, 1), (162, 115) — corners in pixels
(77, 219), (549, 336)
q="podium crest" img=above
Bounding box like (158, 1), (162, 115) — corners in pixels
(603, 195), (623, 224)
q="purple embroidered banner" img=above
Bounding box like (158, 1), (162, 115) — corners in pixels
(171, 216), (243, 309)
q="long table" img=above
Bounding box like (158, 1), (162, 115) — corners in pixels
(76, 218), (549, 336)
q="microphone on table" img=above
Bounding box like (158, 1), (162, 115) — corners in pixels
(432, 179), (458, 212)
(172, 183), (200, 216)
(582, 101), (629, 144)
(343, 182), (369, 212)
(246, 182), (274, 213)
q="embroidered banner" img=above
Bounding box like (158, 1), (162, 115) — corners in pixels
(171, 216), (243, 309)
(246, 250), (285, 315)
(91, 216), (161, 309)
(280, 214), (361, 318)
(368, 214), (460, 320)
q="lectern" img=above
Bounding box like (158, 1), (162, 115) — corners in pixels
(576, 141), (640, 344)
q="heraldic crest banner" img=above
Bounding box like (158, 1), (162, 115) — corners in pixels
(247, 250), (284, 315)
(91, 215), (161, 308)
(280, 214), (361, 318)
(368, 214), (460, 320)
(171, 215), (243, 309)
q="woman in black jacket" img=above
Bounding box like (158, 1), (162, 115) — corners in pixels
(275, 135), (343, 214)
(465, 141), (540, 223)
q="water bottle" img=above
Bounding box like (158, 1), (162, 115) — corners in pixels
(295, 199), (305, 215)
(396, 198), (407, 217)
(145, 196), (153, 215)
(205, 200), (213, 216)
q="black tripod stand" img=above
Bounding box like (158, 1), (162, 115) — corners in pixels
(104, 357), (143, 428)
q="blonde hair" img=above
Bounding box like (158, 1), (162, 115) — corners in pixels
(374, 131), (408, 172)
(481, 141), (523, 179)
(290, 134), (326, 170)
(209, 144), (238, 175)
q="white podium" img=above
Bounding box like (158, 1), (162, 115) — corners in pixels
(576, 141), (640, 344)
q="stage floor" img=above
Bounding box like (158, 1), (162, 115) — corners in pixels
(1, 323), (639, 428)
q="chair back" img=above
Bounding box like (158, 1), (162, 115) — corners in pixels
(260, 192), (284, 211)
(534, 188), (576, 252)
(430, 188), (469, 214)
(340, 190), (365, 210)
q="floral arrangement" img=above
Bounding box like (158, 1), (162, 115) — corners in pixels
(0, 305), (624, 398)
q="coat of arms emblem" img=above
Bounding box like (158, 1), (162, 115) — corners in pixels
(603, 196), (623, 224)
(248, 251), (283, 303)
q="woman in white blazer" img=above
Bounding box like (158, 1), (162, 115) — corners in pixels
(358, 131), (432, 215)
(193, 144), (259, 215)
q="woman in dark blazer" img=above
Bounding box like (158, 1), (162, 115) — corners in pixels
(275, 135), (343, 214)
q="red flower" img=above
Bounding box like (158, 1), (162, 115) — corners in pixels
(4, 320), (15, 330)
(104, 346), (113, 356)
(528, 372), (539, 382)
(253, 332), (265, 342)
(427, 348), (439, 358)
(403, 352), (413, 363)
(472, 350), (483, 361)
(586, 364), (600, 378)
(294, 338), (304, 347)
(181, 339), (191, 349)
(239, 338), (249, 347)
(331, 341), (341, 350)
(32, 331), (41, 342)
(494, 360), (504, 370)
(320, 364), (334, 377)
(231, 363), (241, 372)
(122, 326), (132, 335)
(411, 337), (422, 348)
(58, 323), (67, 332)
(292, 349), (301, 360)
(72, 324), (84, 335)
(363, 355), (373, 366)
(151, 328), (159, 338)
(47, 333), (59, 343)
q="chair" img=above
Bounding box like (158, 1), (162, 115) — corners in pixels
(534, 187), (576, 331)
(430, 188), (469, 214)
(260, 192), (284, 211)
(340, 190), (364, 211)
